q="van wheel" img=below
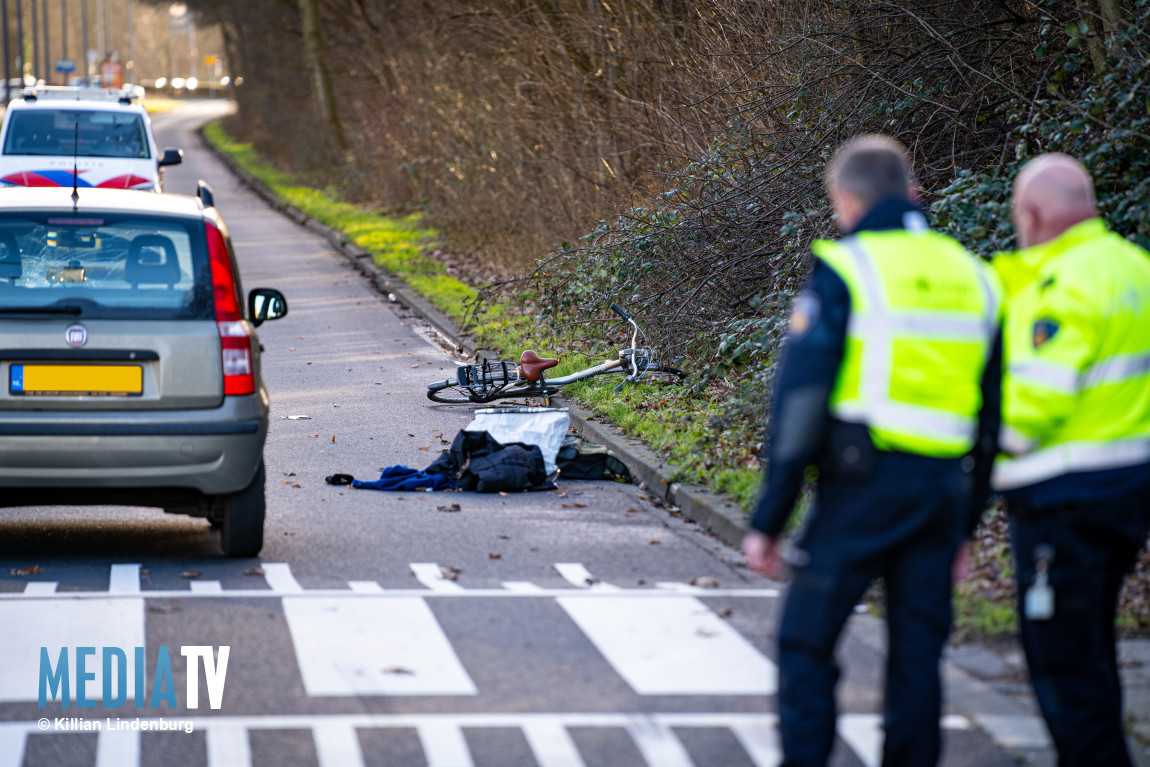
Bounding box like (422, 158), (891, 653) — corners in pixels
(219, 461), (266, 557)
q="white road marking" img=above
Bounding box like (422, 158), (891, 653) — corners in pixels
(418, 721), (474, 767)
(262, 563), (303, 593)
(501, 581), (544, 593)
(838, 714), (882, 767)
(348, 581), (384, 593)
(313, 722), (366, 767)
(0, 586), (781, 600)
(522, 719), (587, 767)
(22, 582), (56, 595)
(728, 719), (782, 767)
(0, 713), (985, 767)
(556, 596), (777, 695)
(108, 563), (140, 593)
(410, 563), (465, 593)
(189, 581), (223, 594)
(655, 582), (704, 593)
(206, 723), (251, 767)
(972, 714), (1051, 749)
(625, 717), (695, 767)
(0, 598), (145, 703)
(282, 596), (477, 696)
(554, 563), (620, 592)
(95, 729), (140, 767)
(0, 726), (26, 767)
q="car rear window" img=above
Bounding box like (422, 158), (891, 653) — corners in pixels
(3, 109), (151, 159)
(0, 213), (213, 320)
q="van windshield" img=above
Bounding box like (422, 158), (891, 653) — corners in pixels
(3, 110), (151, 159)
(0, 214), (213, 320)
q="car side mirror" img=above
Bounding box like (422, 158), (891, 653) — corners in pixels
(249, 288), (288, 327)
(159, 147), (184, 167)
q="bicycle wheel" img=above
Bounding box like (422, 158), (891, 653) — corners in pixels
(426, 373), (536, 404)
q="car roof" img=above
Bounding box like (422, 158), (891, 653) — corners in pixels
(0, 187), (205, 217)
(6, 95), (148, 116)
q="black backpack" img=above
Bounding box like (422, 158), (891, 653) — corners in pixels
(555, 435), (632, 482)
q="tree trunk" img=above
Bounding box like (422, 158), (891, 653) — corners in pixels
(1074, 0), (1109, 77)
(298, 0), (347, 153)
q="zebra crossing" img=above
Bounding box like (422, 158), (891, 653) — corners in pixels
(0, 562), (1018, 766)
(0, 712), (983, 767)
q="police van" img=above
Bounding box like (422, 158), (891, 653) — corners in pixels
(0, 86), (183, 192)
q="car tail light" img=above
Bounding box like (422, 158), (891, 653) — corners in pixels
(206, 220), (254, 396)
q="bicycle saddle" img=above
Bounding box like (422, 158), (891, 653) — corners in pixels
(519, 350), (559, 382)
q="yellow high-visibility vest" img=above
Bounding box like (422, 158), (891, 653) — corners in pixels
(814, 224), (1001, 457)
(992, 218), (1150, 490)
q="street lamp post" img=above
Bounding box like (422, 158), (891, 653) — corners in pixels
(30, 0), (37, 82)
(2, 0), (10, 101)
(40, 0), (47, 84)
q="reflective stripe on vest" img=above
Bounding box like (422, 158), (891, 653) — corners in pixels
(833, 238), (998, 447)
(992, 437), (1150, 490)
(1009, 351), (1150, 397)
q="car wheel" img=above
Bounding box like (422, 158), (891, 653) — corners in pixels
(219, 460), (266, 557)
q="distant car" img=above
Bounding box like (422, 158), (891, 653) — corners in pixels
(0, 185), (288, 556)
(0, 86), (183, 192)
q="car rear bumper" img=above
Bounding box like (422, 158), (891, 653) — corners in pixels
(0, 395), (267, 496)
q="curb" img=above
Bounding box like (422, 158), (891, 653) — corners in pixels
(198, 124), (751, 549)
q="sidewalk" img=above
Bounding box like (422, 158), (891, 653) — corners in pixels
(938, 629), (1150, 765)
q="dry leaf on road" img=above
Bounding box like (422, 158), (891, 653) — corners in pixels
(244, 568), (265, 577)
(180, 571), (203, 580)
(488, 553), (502, 560)
(690, 576), (720, 589)
(10, 565), (42, 576)
(437, 504), (461, 513)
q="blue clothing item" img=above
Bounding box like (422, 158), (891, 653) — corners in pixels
(352, 465), (453, 492)
(777, 451), (967, 767)
(1003, 461), (1150, 510)
(1010, 490), (1150, 767)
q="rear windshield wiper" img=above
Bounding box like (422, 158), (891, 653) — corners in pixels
(0, 305), (83, 316)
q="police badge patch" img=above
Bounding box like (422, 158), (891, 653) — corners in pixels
(788, 291), (821, 339)
(1032, 318), (1060, 348)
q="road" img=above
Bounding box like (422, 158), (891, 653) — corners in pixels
(0, 101), (1018, 767)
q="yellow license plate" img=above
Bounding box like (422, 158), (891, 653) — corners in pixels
(10, 364), (143, 397)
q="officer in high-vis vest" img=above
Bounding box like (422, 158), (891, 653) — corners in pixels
(993, 154), (1150, 767)
(742, 135), (1003, 767)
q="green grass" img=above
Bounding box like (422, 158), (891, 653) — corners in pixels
(952, 591), (1020, 641)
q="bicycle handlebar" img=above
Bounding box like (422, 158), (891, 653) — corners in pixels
(610, 302), (631, 321)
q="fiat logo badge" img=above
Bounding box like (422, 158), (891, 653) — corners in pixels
(65, 325), (88, 347)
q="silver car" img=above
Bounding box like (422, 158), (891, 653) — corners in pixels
(0, 185), (286, 556)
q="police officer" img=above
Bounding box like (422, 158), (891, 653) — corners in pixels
(742, 134), (1002, 767)
(993, 154), (1150, 767)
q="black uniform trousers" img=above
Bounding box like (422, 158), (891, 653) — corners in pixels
(1009, 494), (1150, 767)
(778, 452), (968, 767)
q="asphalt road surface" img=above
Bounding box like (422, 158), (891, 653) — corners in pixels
(0, 101), (1017, 767)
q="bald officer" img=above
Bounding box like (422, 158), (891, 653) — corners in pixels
(994, 154), (1150, 767)
(743, 135), (1002, 766)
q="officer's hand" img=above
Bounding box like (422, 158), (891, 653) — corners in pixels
(952, 541), (972, 583)
(742, 530), (784, 579)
